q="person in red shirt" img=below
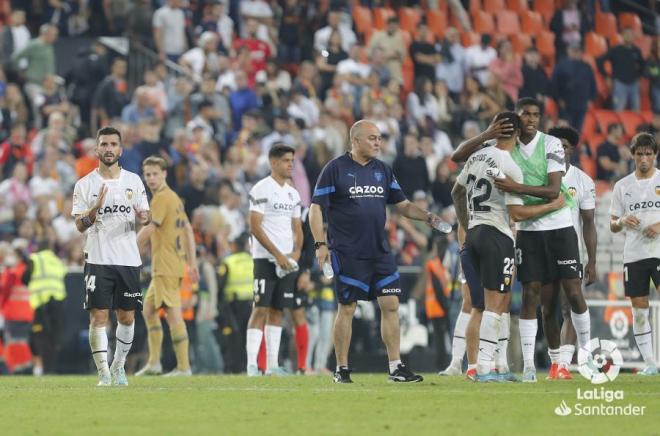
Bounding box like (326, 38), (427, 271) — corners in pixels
(233, 18), (271, 85)
(0, 124), (33, 179)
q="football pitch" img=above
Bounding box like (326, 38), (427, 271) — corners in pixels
(0, 374), (658, 435)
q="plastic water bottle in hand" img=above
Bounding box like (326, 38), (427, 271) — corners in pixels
(322, 262), (334, 279)
(485, 167), (505, 179)
(275, 257), (299, 278)
(429, 216), (452, 234)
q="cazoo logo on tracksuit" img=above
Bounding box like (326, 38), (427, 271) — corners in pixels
(349, 185), (385, 198)
(97, 204), (133, 215)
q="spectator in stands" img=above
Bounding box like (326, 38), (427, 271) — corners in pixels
(153, 0), (188, 62)
(313, 9), (356, 54)
(30, 111), (76, 157)
(484, 72), (514, 111)
(180, 32), (220, 82)
(410, 22), (440, 84)
(195, 1), (232, 54)
(0, 162), (31, 213)
(550, 0), (589, 60)
(91, 57), (129, 132)
(1, 10), (31, 61)
(180, 163), (210, 219)
(239, 0), (275, 45)
(66, 41), (109, 133)
(74, 138), (97, 178)
(11, 24), (58, 98)
(4, 83), (31, 128)
(51, 198), (78, 250)
(37, 75), (71, 125)
(435, 28), (466, 100)
(0, 124), (32, 179)
(233, 19), (272, 79)
(431, 161), (454, 210)
(465, 34), (496, 88)
(596, 123), (631, 181)
(368, 47), (392, 87)
(165, 77), (194, 139)
(551, 43), (596, 132)
(597, 28), (645, 112)
(28, 160), (61, 217)
(406, 77), (439, 135)
(489, 40), (523, 102)
(121, 87), (158, 126)
(261, 113), (294, 153)
(457, 75), (499, 130)
(229, 70), (260, 134)
(433, 80), (456, 134)
(292, 61), (320, 100)
(520, 47), (550, 102)
(392, 133), (430, 199)
(368, 16), (406, 85)
(645, 37), (660, 114)
(126, 0), (155, 47)
(278, 0), (304, 63)
(316, 31), (347, 100)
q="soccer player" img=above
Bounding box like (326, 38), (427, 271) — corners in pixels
(135, 156), (198, 377)
(452, 98), (591, 383)
(309, 120), (446, 383)
(72, 126), (150, 386)
(547, 127), (598, 379)
(452, 112), (565, 382)
(245, 143), (303, 376)
(609, 132), (660, 376)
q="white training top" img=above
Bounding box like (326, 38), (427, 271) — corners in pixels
(248, 176), (302, 260)
(563, 165), (596, 263)
(609, 168), (660, 264)
(515, 131), (574, 232)
(456, 146), (524, 242)
(72, 169), (149, 267)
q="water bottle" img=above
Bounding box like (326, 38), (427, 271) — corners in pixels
(430, 219), (453, 234)
(322, 262), (334, 279)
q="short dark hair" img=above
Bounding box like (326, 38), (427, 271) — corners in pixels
(515, 97), (543, 113)
(494, 111), (522, 133)
(630, 132), (657, 154)
(142, 156), (168, 171)
(96, 126), (122, 143)
(268, 142), (295, 160)
(548, 126), (580, 147)
(607, 122), (622, 134)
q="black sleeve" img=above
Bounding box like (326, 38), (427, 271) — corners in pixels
(298, 211), (316, 271)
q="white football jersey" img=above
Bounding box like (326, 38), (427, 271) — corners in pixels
(609, 168), (660, 264)
(456, 146), (524, 241)
(515, 132), (574, 232)
(71, 169), (149, 266)
(563, 165), (596, 263)
(248, 176), (302, 260)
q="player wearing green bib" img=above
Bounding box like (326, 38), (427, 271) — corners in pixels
(451, 98), (592, 383)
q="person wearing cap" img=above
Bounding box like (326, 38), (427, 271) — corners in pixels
(550, 42), (596, 133)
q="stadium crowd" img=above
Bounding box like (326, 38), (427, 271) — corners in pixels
(0, 0), (658, 375)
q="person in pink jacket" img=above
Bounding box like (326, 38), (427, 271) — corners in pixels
(489, 40), (523, 102)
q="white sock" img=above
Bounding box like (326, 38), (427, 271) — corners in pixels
(548, 348), (560, 364)
(559, 344), (575, 367)
(389, 359), (402, 373)
(467, 363), (477, 371)
(89, 326), (109, 374)
(451, 311), (470, 364)
(113, 322), (134, 367)
(632, 308), (655, 365)
(571, 310), (591, 352)
(246, 328), (263, 368)
(477, 311), (501, 375)
(520, 318), (538, 368)
(495, 312), (510, 372)
(265, 325), (283, 370)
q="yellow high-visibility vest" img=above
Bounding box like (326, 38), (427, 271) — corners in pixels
(221, 252), (254, 301)
(28, 250), (67, 309)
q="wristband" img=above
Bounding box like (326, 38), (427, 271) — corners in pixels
(314, 241), (327, 250)
(81, 215), (93, 228)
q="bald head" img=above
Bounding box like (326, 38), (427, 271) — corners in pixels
(350, 120), (378, 142)
(349, 120), (382, 161)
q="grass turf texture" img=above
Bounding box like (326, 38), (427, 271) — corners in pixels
(0, 374), (658, 435)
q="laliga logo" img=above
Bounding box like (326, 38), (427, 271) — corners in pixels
(577, 338), (623, 384)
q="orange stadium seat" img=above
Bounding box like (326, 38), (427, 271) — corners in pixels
(594, 110), (620, 134)
(533, 0), (556, 24)
(373, 7), (396, 30)
(585, 32), (608, 58)
(618, 111), (645, 139)
(595, 13), (618, 38)
(544, 97), (558, 120)
(580, 155), (597, 179)
(510, 33), (532, 55)
(634, 35), (652, 59)
(507, 0), (528, 13)
(641, 111), (653, 124)
(536, 31), (556, 62)
(469, 0), (482, 14)
(607, 33), (623, 47)
(521, 11), (544, 36)
(427, 9), (447, 40)
(619, 12), (642, 34)
(472, 11), (495, 34)
(496, 11), (520, 36)
(352, 5), (373, 36)
(483, 0), (505, 14)
(399, 7), (421, 33)
(461, 31), (481, 47)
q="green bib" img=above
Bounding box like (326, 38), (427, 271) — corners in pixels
(510, 133), (575, 219)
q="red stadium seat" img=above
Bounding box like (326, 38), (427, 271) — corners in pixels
(584, 32), (608, 58)
(483, 0), (505, 14)
(352, 5), (373, 36)
(427, 9), (447, 40)
(468, 0), (482, 14)
(496, 11), (520, 36)
(521, 11), (544, 36)
(510, 33), (532, 55)
(607, 33), (623, 47)
(618, 110), (645, 139)
(634, 35), (652, 59)
(373, 8), (396, 30)
(536, 31), (556, 63)
(595, 13), (618, 38)
(399, 7), (421, 34)
(594, 110), (620, 134)
(544, 97), (558, 120)
(619, 12), (642, 35)
(533, 0), (556, 24)
(640, 111), (653, 124)
(580, 155), (597, 179)
(461, 31), (481, 47)
(471, 11), (495, 34)
(507, 0), (528, 13)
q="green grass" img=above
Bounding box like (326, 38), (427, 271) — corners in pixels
(0, 374), (658, 435)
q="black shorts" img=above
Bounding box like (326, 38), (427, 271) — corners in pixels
(460, 246), (484, 311)
(253, 259), (296, 310)
(292, 288), (307, 310)
(83, 263), (142, 311)
(624, 258), (660, 298)
(330, 251), (402, 305)
(516, 227), (582, 284)
(465, 225), (515, 295)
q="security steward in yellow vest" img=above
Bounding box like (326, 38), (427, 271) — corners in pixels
(217, 233), (254, 373)
(27, 240), (67, 374)
(425, 234), (452, 371)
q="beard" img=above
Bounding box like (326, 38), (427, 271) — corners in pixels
(100, 154), (120, 167)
